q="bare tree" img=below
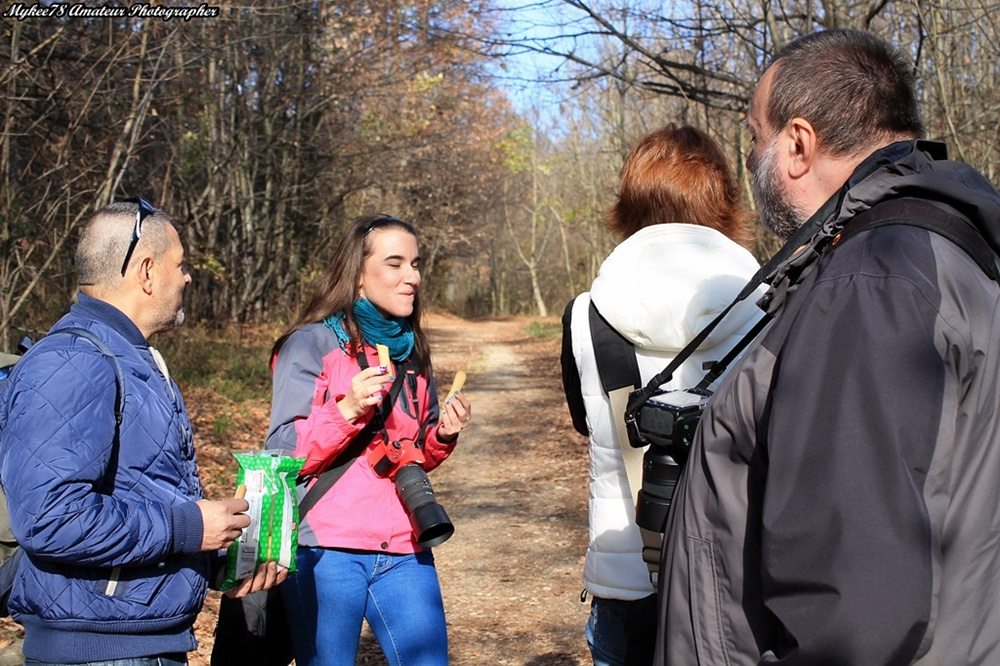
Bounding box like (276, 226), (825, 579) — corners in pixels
(491, 0), (1000, 279)
(1, 0), (520, 342)
(1, 18), (184, 347)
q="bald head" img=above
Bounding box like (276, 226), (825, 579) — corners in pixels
(76, 201), (175, 291)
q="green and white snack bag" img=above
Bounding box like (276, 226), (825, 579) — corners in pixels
(221, 451), (305, 590)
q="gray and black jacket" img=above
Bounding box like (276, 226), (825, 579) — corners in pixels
(657, 141), (1000, 665)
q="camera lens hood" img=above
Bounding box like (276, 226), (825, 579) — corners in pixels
(411, 503), (455, 548)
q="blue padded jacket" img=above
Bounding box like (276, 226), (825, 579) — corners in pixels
(0, 295), (209, 662)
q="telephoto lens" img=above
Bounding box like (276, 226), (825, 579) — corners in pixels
(635, 450), (683, 532)
(394, 463), (454, 547)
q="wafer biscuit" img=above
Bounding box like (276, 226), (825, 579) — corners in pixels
(446, 370), (466, 403)
(376, 344), (393, 379)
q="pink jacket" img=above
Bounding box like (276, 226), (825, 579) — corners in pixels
(266, 323), (457, 553)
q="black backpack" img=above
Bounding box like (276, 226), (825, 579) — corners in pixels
(0, 327), (125, 617)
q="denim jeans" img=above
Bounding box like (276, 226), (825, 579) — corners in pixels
(586, 597), (628, 666)
(25, 655), (187, 666)
(281, 547), (447, 666)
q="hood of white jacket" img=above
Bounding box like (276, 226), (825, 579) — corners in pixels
(590, 224), (764, 353)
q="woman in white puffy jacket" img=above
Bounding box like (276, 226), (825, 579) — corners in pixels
(560, 123), (765, 666)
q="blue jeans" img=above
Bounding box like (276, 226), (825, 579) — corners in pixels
(25, 656), (187, 666)
(281, 547), (447, 666)
(586, 597), (628, 666)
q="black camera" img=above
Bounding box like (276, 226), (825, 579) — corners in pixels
(394, 463), (454, 548)
(625, 387), (711, 532)
(368, 438), (454, 548)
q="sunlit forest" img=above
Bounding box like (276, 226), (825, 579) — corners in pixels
(3, 0), (998, 348)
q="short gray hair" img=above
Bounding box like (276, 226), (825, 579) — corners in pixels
(767, 30), (924, 157)
(76, 201), (175, 287)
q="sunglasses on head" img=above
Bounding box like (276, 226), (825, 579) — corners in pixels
(362, 215), (415, 237)
(119, 197), (155, 276)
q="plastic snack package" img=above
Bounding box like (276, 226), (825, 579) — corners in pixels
(220, 451), (306, 590)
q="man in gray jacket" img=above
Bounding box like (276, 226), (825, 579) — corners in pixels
(657, 30), (1000, 664)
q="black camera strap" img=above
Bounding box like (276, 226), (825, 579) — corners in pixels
(627, 185), (1000, 419)
(356, 351), (426, 452)
(624, 292), (772, 418)
(297, 351), (410, 519)
(622, 190), (844, 422)
(692, 315), (773, 392)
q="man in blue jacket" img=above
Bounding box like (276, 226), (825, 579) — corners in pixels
(0, 200), (283, 665)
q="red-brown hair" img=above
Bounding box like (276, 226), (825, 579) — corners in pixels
(607, 123), (754, 249)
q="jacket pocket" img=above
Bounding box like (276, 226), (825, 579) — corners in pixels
(689, 536), (733, 666)
(20, 557), (206, 625)
(93, 565), (167, 605)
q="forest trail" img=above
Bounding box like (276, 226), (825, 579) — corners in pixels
(398, 313), (591, 665)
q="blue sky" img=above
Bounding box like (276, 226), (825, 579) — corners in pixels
(490, 0), (579, 120)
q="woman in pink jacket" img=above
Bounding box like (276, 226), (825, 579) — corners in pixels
(266, 214), (472, 666)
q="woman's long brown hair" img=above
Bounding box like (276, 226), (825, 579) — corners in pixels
(271, 214), (431, 373)
(607, 123), (755, 249)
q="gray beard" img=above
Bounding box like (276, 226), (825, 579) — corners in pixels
(751, 140), (807, 241)
(151, 301), (186, 336)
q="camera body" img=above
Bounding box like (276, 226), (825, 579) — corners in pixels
(627, 388), (711, 453)
(368, 435), (426, 478)
(625, 387), (712, 532)
(367, 438), (454, 548)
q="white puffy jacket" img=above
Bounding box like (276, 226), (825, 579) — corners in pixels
(562, 223), (764, 600)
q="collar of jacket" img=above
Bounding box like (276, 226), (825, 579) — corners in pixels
(757, 140), (946, 315)
(71, 293), (148, 348)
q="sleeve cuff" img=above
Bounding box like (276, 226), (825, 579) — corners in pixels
(170, 501), (204, 555)
(436, 426), (458, 444)
(209, 551), (228, 590)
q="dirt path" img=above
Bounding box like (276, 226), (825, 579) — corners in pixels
(404, 314), (590, 665)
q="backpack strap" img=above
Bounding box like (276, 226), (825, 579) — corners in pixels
(587, 302), (662, 577)
(47, 327), (127, 492)
(296, 354), (412, 519)
(6, 327), (125, 425)
(833, 198), (1000, 281)
(48, 327), (126, 425)
(589, 302), (641, 396)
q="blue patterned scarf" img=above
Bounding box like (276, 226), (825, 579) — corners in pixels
(323, 299), (414, 361)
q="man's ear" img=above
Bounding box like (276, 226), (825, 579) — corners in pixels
(137, 255), (155, 296)
(783, 117), (818, 180)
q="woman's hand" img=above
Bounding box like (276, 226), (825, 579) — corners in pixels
(337, 365), (390, 422)
(221, 561), (289, 598)
(437, 391), (471, 441)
